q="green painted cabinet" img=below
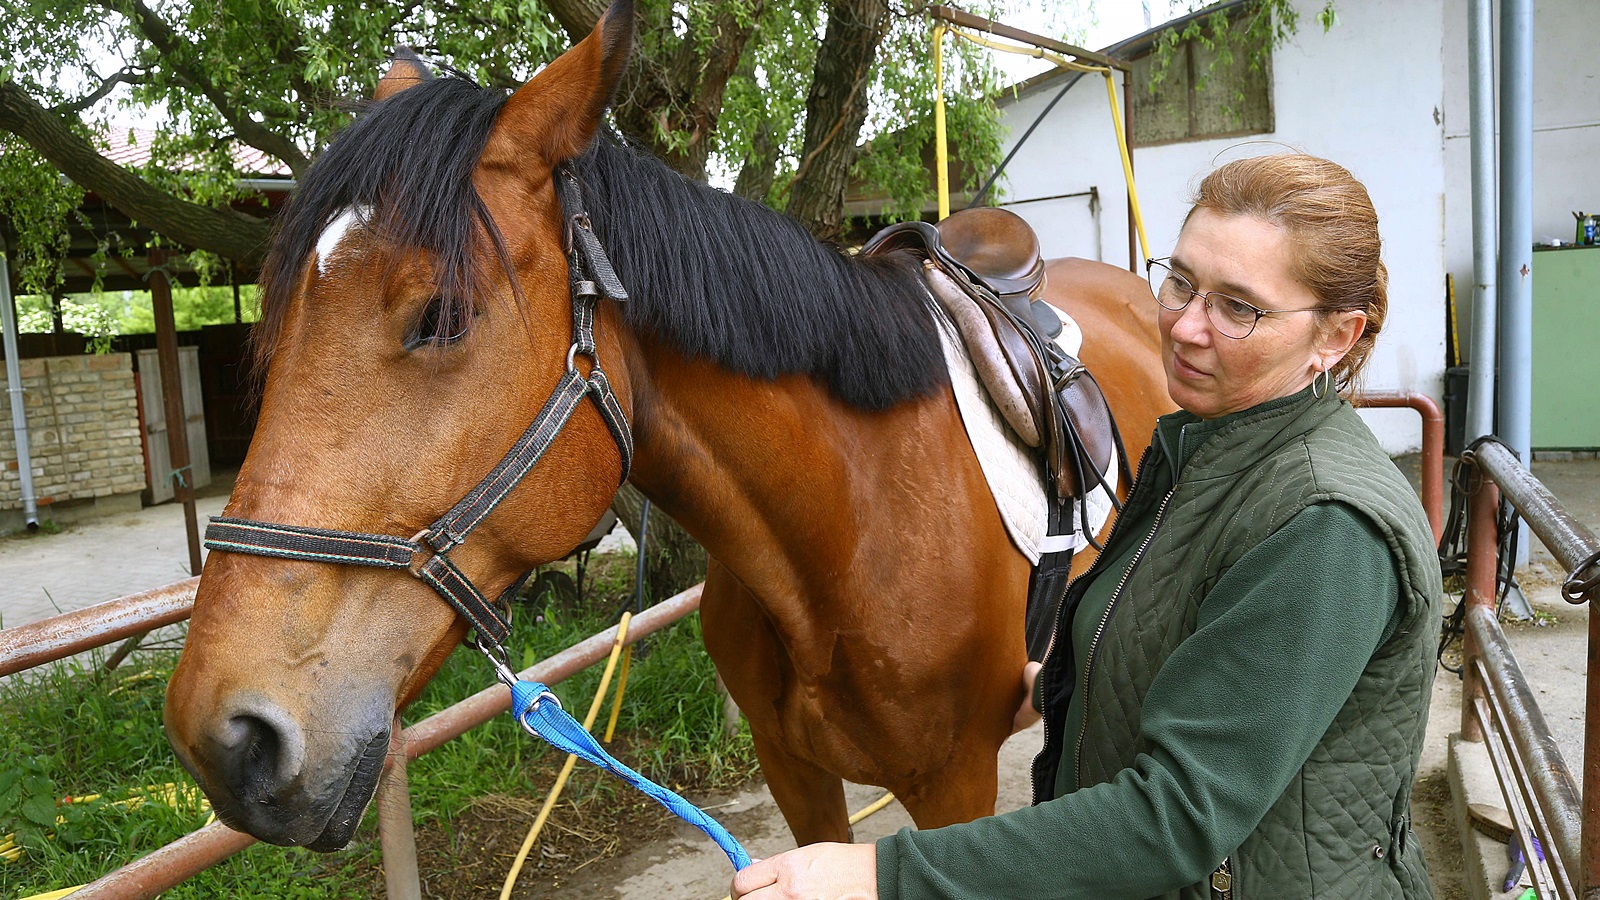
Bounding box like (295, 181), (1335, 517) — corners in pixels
(1532, 245), (1600, 448)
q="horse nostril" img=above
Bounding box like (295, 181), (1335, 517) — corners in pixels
(235, 716), (283, 802)
(213, 707), (306, 804)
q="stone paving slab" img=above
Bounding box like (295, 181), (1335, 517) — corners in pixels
(0, 493), (228, 631)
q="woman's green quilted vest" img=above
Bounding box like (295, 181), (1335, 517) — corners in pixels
(1063, 392), (1440, 899)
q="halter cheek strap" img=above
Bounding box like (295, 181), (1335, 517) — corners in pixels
(204, 164), (631, 649)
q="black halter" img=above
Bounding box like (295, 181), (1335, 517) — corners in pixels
(203, 166), (632, 650)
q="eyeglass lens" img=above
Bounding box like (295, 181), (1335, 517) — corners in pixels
(1146, 260), (1260, 339)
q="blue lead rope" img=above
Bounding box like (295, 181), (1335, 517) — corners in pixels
(507, 678), (753, 871)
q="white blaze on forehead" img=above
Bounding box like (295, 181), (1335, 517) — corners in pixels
(314, 206), (371, 275)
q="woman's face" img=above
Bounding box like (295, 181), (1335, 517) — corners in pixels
(1158, 209), (1366, 419)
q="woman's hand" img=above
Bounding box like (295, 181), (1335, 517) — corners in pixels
(1013, 660), (1043, 734)
(729, 843), (877, 899)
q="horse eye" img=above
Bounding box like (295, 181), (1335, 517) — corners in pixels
(404, 297), (470, 350)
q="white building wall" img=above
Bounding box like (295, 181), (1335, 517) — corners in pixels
(1441, 0), (1600, 361)
(995, 0), (1447, 454)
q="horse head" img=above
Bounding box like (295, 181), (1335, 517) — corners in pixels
(164, 1), (636, 851)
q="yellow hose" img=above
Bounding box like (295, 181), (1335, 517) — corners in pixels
(848, 791), (896, 825)
(500, 611), (634, 900)
(1100, 70), (1150, 261)
(603, 645), (633, 743)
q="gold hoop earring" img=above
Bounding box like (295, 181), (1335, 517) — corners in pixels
(1311, 368), (1330, 399)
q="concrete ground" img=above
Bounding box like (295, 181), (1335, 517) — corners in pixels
(2, 459), (1596, 898)
(0, 480), (230, 631)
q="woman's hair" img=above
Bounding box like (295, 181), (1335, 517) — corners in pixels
(1186, 154), (1386, 392)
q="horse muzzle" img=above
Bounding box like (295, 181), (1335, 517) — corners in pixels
(166, 694), (391, 851)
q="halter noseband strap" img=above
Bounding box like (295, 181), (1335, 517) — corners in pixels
(204, 165), (631, 649)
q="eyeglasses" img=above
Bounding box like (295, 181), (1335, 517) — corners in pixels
(1145, 257), (1322, 340)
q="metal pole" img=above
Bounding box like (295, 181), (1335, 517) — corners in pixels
(1496, 0), (1533, 463)
(1460, 468), (1499, 742)
(0, 235), (40, 529)
(1465, 0), (1498, 442)
(376, 718), (422, 900)
(1124, 70), (1137, 273)
(1587, 601), (1600, 897)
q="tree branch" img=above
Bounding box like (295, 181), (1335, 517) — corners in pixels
(103, 0), (311, 176)
(540, 0), (608, 43)
(50, 69), (148, 115)
(0, 79), (274, 268)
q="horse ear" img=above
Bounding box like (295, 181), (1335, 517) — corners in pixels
(489, 0), (634, 166)
(375, 49), (433, 101)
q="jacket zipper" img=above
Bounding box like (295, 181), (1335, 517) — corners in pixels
(1073, 485), (1176, 786)
(1211, 857), (1233, 899)
(1030, 444), (1156, 803)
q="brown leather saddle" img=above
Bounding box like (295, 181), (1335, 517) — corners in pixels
(863, 208), (1129, 518)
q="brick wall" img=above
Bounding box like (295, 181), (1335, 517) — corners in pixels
(0, 354), (147, 512)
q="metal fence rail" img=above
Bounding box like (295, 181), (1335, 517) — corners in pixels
(0, 579), (704, 899)
(1458, 438), (1600, 900)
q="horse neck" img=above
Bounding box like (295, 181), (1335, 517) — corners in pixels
(618, 331), (960, 592)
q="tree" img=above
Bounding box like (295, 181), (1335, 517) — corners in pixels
(1, 0), (1020, 602)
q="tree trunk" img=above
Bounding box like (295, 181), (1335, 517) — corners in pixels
(609, 483), (707, 607)
(784, 0), (890, 241)
(0, 80), (273, 267)
(733, 117), (779, 203)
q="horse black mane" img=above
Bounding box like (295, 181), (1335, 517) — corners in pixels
(257, 74), (947, 411)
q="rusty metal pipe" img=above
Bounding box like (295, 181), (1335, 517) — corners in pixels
(403, 583), (702, 756)
(59, 584), (704, 898)
(0, 578), (197, 677)
(1471, 439), (1600, 601)
(1472, 693), (1566, 900)
(67, 819), (257, 900)
(925, 5), (1129, 70)
(1353, 391), (1444, 545)
(377, 718), (421, 900)
(1586, 602), (1600, 898)
(1466, 605), (1584, 881)
(1461, 474), (1501, 741)
(1474, 660), (1577, 899)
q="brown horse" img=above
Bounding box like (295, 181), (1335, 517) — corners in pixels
(163, 0), (1170, 854)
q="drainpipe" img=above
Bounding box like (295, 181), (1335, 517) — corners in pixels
(1496, 0), (1533, 463)
(0, 234), (41, 530)
(1464, 0), (1497, 443)
(1497, 0), (1533, 564)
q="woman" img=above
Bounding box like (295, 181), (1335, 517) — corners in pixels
(731, 154), (1441, 899)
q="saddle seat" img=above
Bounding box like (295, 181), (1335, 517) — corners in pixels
(862, 208), (1125, 507)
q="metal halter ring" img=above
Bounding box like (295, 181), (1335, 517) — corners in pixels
(567, 342), (597, 374)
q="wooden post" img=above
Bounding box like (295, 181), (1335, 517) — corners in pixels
(106, 250), (203, 671)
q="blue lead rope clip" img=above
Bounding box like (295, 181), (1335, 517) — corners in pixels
(476, 638), (752, 871)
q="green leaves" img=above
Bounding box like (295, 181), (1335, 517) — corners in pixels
(0, 755), (99, 855)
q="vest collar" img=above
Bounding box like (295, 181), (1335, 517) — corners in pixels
(1156, 386), (1342, 481)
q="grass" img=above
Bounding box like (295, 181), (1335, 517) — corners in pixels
(0, 552), (755, 899)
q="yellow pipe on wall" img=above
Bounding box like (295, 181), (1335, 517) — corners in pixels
(933, 23), (949, 221)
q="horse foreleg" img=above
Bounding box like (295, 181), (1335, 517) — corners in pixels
(891, 744), (1002, 829)
(749, 723), (852, 845)
(700, 560), (852, 845)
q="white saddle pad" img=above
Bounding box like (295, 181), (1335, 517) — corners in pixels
(935, 304), (1117, 564)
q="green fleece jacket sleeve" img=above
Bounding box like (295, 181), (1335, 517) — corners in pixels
(876, 501), (1402, 899)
